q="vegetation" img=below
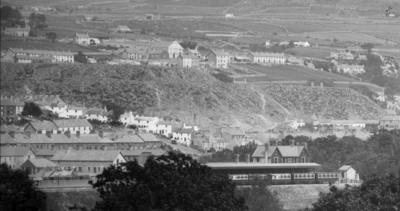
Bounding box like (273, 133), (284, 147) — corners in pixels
(304, 175), (400, 211)
(238, 182), (284, 211)
(105, 102), (124, 126)
(45, 32), (57, 43)
(28, 12), (48, 30)
(0, 6), (25, 28)
(0, 163), (47, 211)
(74, 51), (88, 64)
(22, 102), (42, 117)
(90, 152), (247, 211)
(199, 142), (258, 163)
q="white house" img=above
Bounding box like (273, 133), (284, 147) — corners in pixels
(247, 52), (286, 64)
(207, 50), (230, 68)
(120, 111), (135, 125)
(63, 105), (87, 118)
(338, 165), (359, 183)
(116, 25), (132, 32)
(134, 116), (160, 132)
(73, 32), (91, 45)
(172, 128), (194, 146)
(294, 41), (310, 47)
(183, 123), (199, 132)
(154, 121), (173, 137)
(225, 14), (234, 18)
(337, 64), (365, 75)
(85, 108), (109, 122)
(284, 119), (305, 130)
(151, 41), (183, 59)
(49, 103), (68, 117)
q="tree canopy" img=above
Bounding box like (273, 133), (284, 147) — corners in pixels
(304, 174), (400, 211)
(28, 12), (47, 30)
(91, 152), (247, 211)
(105, 102), (124, 126)
(0, 163), (47, 211)
(0, 6), (25, 27)
(21, 102), (42, 117)
(45, 32), (57, 43)
(74, 51), (88, 64)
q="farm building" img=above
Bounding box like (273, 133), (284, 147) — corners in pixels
(338, 165), (359, 182)
(73, 32), (100, 45)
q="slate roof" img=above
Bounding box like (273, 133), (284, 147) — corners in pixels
(16, 55), (53, 60)
(21, 158), (58, 168)
(0, 134), (19, 145)
(2, 133), (114, 144)
(120, 149), (166, 157)
(26, 121), (58, 131)
(380, 116), (400, 121)
(208, 50), (230, 57)
(0, 124), (18, 133)
(53, 119), (92, 128)
(5, 27), (30, 32)
(86, 109), (108, 116)
(137, 133), (159, 142)
(152, 41), (175, 48)
(338, 165), (353, 171)
(0, 147), (31, 157)
(1, 99), (19, 106)
(112, 134), (144, 143)
(9, 48), (74, 56)
(51, 150), (122, 162)
(177, 128), (194, 134)
(179, 54), (199, 59)
(34, 149), (58, 157)
(74, 32), (90, 38)
(248, 52), (285, 57)
(136, 116), (158, 122)
(156, 121), (172, 126)
(252, 145), (306, 158)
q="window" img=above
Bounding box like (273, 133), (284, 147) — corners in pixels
(283, 158), (286, 163)
(302, 157), (305, 163)
(79, 167), (82, 172)
(274, 157), (278, 163)
(88, 167), (91, 172)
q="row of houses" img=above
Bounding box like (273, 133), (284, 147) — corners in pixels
(1, 130), (162, 151)
(5, 48), (74, 64)
(0, 146), (166, 175)
(312, 116), (400, 131)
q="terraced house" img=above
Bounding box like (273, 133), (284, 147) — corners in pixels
(379, 116), (400, 130)
(24, 119), (93, 134)
(247, 52), (286, 64)
(0, 98), (24, 122)
(207, 50), (230, 68)
(8, 48), (74, 63)
(4, 27), (30, 37)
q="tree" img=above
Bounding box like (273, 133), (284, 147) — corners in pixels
(45, 32), (57, 43)
(304, 175), (400, 211)
(288, 40), (295, 48)
(0, 163), (47, 211)
(105, 102), (124, 126)
(91, 152), (247, 211)
(28, 12), (47, 30)
(238, 181), (284, 211)
(0, 6), (25, 27)
(21, 102), (42, 117)
(74, 51), (88, 63)
(361, 43), (374, 54)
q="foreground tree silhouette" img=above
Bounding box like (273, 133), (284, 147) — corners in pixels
(91, 152), (247, 211)
(0, 163), (47, 211)
(303, 174), (400, 211)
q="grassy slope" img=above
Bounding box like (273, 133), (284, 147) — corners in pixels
(0, 63), (384, 128)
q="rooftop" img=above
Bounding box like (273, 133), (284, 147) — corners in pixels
(53, 119), (92, 128)
(206, 162), (321, 169)
(21, 158), (58, 168)
(252, 145), (306, 158)
(52, 150), (122, 161)
(0, 146), (31, 157)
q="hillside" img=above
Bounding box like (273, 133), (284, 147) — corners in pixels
(0, 63), (384, 129)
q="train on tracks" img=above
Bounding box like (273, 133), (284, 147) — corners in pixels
(228, 172), (339, 185)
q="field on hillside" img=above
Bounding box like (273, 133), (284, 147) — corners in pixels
(225, 21), (287, 34)
(274, 22), (336, 33)
(261, 7), (309, 14)
(334, 23), (400, 33)
(371, 32), (400, 42)
(236, 64), (356, 82)
(287, 48), (331, 60)
(159, 5), (226, 15)
(308, 6), (340, 15)
(0, 40), (100, 53)
(146, 0), (239, 7)
(302, 32), (390, 44)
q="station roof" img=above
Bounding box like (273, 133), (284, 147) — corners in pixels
(205, 162), (321, 169)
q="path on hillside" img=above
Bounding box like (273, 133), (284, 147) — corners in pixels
(154, 85), (161, 110)
(223, 0), (243, 14)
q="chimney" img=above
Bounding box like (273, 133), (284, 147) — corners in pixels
(24, 131), (31, 138)
(264, 143), (269, 163)
(9, 131), (15, 138)
(46, 131), (52, 138)
(234, 154), (239, 163)
(76, 130), (80, 138)
(291, 139), (294, 148)
(245, 154), (250, 163)
(99, 131), (104, 138)
(65, 130), (71, 138)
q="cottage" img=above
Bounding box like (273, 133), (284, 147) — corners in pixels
(116, 25), (132, 32)
(73, 32), (99, 45)
(53, 119), (93, 134)
(4, 27), (30, 37)
(85, 108), (109, 122)
(207, 50), (230, 68)
(0, 146), (36, 169)
(247, 52), (286, 64)
(177, 54), (200, 68)
(172, 128), (194, 146)
(134, 116), (159, 132)
(51, 149), (126, 174)
(151, 41), (183, 59)
(62, 105), (87, 118)
(294, 41), (310, 47)
(24, 121), (59, 134)
(121, 48), (148, 61)
(251, 141), (310, 163)
(20, 158), (58, 175)
(379, 116), (400, 130)
(119, 111), (135, 125)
